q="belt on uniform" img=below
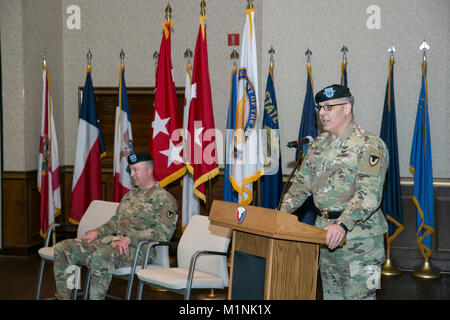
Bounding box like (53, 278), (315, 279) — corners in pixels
(314, 207), (343, 219)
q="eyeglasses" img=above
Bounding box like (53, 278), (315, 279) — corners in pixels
(314, 102), (347, 112)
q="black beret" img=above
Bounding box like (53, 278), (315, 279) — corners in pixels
(315, 84), (352, 104)
(127, 152), (153, 165)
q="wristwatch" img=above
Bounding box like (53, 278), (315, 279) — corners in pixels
(334, 220), (348, 234)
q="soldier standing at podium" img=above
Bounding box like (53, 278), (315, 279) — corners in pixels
(280, 84), (389, 300)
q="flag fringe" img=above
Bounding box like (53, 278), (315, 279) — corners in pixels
(193, 167), (220, 203)
(412, 195), (434, 259)
(385, 214), (404, 244)
(159, 166), (187, 188)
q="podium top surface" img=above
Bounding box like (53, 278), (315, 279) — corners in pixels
(209, 200), (328, 245)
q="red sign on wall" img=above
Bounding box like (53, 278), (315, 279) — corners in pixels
(228, 34), (239, 46)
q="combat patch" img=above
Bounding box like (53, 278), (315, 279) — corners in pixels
(361, 146), (383, 175)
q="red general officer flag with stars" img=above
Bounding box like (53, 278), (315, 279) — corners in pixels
(186, 15), (219, 203)
(149, 20), (186, 186)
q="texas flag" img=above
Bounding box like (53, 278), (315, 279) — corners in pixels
(149, 20), (186, 186)
(113, 64), (133, 201)
(38, 64), (61, 238)
(69, 65), (106, 224)
(186, 15), (219, 203)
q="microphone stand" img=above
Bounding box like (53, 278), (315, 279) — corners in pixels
(276, 148), (303, 211)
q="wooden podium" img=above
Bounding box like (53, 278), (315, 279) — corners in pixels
(209, 200), (328, 300)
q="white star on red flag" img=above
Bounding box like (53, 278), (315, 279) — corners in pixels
(152, 110), (170, 138)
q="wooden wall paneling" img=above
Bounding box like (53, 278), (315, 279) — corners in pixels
(390, 184), (450, 272)
(1, 171), (41, 255)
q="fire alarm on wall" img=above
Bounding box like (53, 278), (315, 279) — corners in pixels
(228, 34), (239, 46)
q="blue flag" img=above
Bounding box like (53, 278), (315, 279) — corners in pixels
(295, 64), (318, 225)
(260, 64), (282, 209)
(410, 60), (434, 259)
(224, 65), (238, 203)
(380, 59), (403, 244)
(297, 65), (318, 160)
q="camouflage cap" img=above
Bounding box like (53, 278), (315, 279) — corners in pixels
(315, 84), (352, 104)
(128, 151), (153, 165)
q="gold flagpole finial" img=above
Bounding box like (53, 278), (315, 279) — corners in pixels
(387, 43), (396, 61)
(200, 0), (206, 16)
(165, 2), (173, 21)
(247, 0), (254, 10)
(87, 49), (92, 66)
(341, 45), (348, 62)
(230, 49), (239, 67)
(305, 48), (312, 65)
(42, 51), (47, 67)
(184, 48), (193, 65)
(419, 40), (430, 61)
(120, 48), (125, 65)
(268, 46), (275, 67)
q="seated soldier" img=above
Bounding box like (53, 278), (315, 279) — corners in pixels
(53, 152), (178, 300)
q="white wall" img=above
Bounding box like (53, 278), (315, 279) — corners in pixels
(1, 0), (449, 178)
(262, 0), (449, 177)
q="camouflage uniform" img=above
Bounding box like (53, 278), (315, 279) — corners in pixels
(281, 121), (389, 299)
(54, 183), (178, 300)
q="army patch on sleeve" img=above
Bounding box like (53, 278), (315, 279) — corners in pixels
(361, 146), (384, 175)
(160, 210), (176, 226)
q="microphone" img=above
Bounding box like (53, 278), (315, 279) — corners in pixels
(286, 136), (313, 148)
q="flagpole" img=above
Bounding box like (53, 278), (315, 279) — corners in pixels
(381, 43), (402, 277)
(257, 46), (276, 208)
(412, 40), (440, 279)
(42, 51), (57, 246)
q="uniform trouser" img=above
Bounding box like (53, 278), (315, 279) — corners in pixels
(319, 235), (385, 300)
(53, 238), (139, 300)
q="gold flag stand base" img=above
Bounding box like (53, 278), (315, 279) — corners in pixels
(382, 258), (402, 276)
(382, 237), (402, 276)
(412, 258), (441, 279)
(194, 289), (227, 300)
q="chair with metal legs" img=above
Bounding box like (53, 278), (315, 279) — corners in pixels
(136, 215), (231, 300)
(35, 200), (119, 299)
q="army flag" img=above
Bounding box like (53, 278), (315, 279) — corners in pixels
(149, 20), (186, 186)
(230, 6), (264, 205)
(380, 58), (403, 244)
(410, 60), (434, 259)
(70, 65), (106, 224)
(224, 63), (238, 203)
(186, 15), (219, 202)
(260, 63), (282, 209)
(38, 64), (61, 238)
(113, 64), (134, 202)
(181, 59), (200, 230)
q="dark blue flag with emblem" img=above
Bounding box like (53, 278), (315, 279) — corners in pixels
(224, 63), (238, 203)
(380, 58), (403, 244)
(295, 64), (318, 225)
(260, 63), (282, 209)
(410, 60), (434, 259)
